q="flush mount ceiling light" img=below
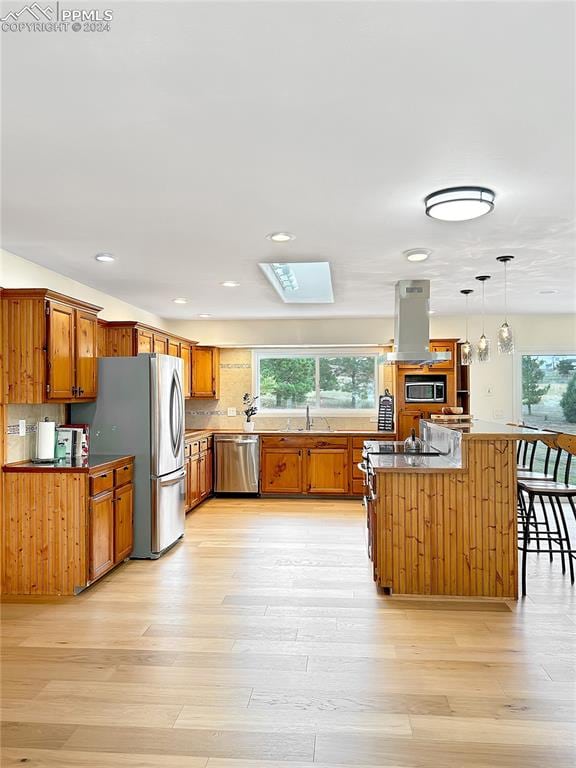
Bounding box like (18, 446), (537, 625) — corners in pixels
(428, 309), (436, 314)
(95, 252), (115, 263)
(404, 248), (431, 263)
(198, 313), (212, 318)
(266, 232), (295, 243)
(539, 289), (558, 295)
(221, 281), (240, 288)
(172, 298), (188, 305)
(425, 186), (495, 221)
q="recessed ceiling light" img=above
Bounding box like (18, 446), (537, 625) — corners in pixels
(539, 289), (558, 295)
(404, 248), (431, 263)
(428, 309), (436, 314)
(425, 186), (495, 221)
(95, 252), (115, 263)
(198, 313), (212, 318)
(221, 281), (240, 288)
(266, 232), (295, 243)
(172, 298), (188, 304)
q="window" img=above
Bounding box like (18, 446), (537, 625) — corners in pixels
(255, 351), (378, 412)
(521, 354), (576, 431)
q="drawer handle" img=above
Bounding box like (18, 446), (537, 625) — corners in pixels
(122, 466), (129, 471)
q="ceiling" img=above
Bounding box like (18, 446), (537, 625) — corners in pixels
(2, 1), (575, 319)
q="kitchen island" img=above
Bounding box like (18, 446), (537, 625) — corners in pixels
(364, 421), (554, 600)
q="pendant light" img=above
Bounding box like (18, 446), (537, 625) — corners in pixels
(460, 289), (474, 365)
(475, 275), (491, 363)
(496, 255), (514, 354)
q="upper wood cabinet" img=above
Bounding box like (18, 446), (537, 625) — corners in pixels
(100, 322), (201, 399)
(2, 289), (102, 404)
(191, 346), (220, 399)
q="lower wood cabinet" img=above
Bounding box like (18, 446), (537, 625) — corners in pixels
(261, 448), (304, 494)
(307, 448), (349, 494)
(2, 456), (134, 596)
(185, 437), (213, 511)
(89, 490), (115, 582)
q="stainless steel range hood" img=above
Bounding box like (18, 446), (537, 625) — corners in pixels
(385, 280), (451, 365)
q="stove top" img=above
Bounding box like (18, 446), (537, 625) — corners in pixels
(363, 440), (442, 457)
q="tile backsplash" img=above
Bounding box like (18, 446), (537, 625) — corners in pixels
(185, 348), (393, 432)
(6, 404), (66, 463)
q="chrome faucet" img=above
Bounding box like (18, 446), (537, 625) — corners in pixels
(305, 405), (312, 431)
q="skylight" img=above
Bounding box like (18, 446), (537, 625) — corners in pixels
(259, 261), (334, 303)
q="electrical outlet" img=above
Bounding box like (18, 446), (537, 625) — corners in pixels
(18, 419), (26, 436)
(484, 385), (494, 397)
(369, 416), (377, 423)
(227, 407), (237, 417)
(493, 409), (504, 420)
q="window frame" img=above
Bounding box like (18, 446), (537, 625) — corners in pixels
(253, 348), (380, 416)
(514, 349), (576, 426)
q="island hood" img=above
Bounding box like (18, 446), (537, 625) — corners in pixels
(385, 280), (451, 365)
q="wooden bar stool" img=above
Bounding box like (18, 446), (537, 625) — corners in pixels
(518, 434), (576, 596)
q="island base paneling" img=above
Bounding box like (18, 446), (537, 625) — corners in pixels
(374, 439), (517, 598)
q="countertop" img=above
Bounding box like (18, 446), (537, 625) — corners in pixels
(3, 454), (134, 473)
(185, 428), (395, 439)
(367, 452), (463, 473)
(423, 419), (556, 440)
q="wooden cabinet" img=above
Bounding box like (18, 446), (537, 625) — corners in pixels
(168, 339), (180, 357)
(306, 448), (349, 494)
(137, 328), (154, 353)
(75, 310), (98, 398)
(185, 436), (214, 510)
(180, 344), (193, 398)
(428, 340), (456, 370)
(114, 482), (134, 562)
(2, 289), (102, 404)
(191, 347), (220, 398)
(89, 491), (114, 581)
(153, 334), (168, 354)
(398, 409), (425, 441)
(261, 448), (304, 494)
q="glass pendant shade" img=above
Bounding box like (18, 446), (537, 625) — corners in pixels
(475, 275), (491, 363)
(498, 321), (514, 354)
(496, 255), (514, 355)
(460, 339), (474, 366)
(477, 333), (491, 363)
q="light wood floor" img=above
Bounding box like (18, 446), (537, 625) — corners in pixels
(2, 497), (575, 767)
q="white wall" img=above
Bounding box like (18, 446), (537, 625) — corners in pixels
(167, 314), (576, 424)
(1, 249), (167, 327)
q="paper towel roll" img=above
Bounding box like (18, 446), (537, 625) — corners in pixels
(36, 421), (55, 461)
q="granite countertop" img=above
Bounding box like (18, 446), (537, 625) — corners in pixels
(3, 454), (134, 473)
(185, 428), (395, 438)
(423, 419), (556, 440)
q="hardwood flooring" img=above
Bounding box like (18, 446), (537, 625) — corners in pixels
(2, 497), (575, 767)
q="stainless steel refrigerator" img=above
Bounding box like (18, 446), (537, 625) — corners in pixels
(72, 354), (185, 558)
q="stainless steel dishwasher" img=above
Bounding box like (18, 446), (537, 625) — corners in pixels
(214, 434), (260, 494)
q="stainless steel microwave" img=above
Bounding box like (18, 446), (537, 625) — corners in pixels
(405, 380), (445, 403)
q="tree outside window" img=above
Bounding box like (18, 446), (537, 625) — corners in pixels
(521, 354), (576, 430)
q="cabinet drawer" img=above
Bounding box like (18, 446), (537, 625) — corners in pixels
(200, 438), (209, 452)
(190, 440), (200, 455)
(184, 443), (191, 458)
(352, 449), (364, 479)
(90, 470), (114, 496)
(114, 463), (133, 488)
(261, 435), (349, 450)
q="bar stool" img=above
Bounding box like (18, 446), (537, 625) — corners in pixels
(518, 434), (576, 596)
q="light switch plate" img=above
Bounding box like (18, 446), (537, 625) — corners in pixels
(18, 419), (26, 436)
(227, 407), (237, 417)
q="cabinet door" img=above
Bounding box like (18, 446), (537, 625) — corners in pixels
(428, 341), (455, 370)
(398, 410), (424, 441)
(199, 452), (207, 498)
(114, 483), (133, 562)
(75, 310), (98, 399)
(306, 449), (349, 494)
(168, 340), (180, 357)
(261, 448), (304, 494)
(191, 347), (218, 398)
(137, 330), (153, 354)
(89, 491), (114, 581)
(189, 455), (201, 508)
(205, 448), (213, 497)
(47, 301), (75, 400)
(179, 344), (192, 398)
(97, 321), (108, 357)
(153, 334), (168, 354)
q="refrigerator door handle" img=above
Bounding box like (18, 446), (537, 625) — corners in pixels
(170, 370), (184, 458)
(159, 469), (186, 487)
